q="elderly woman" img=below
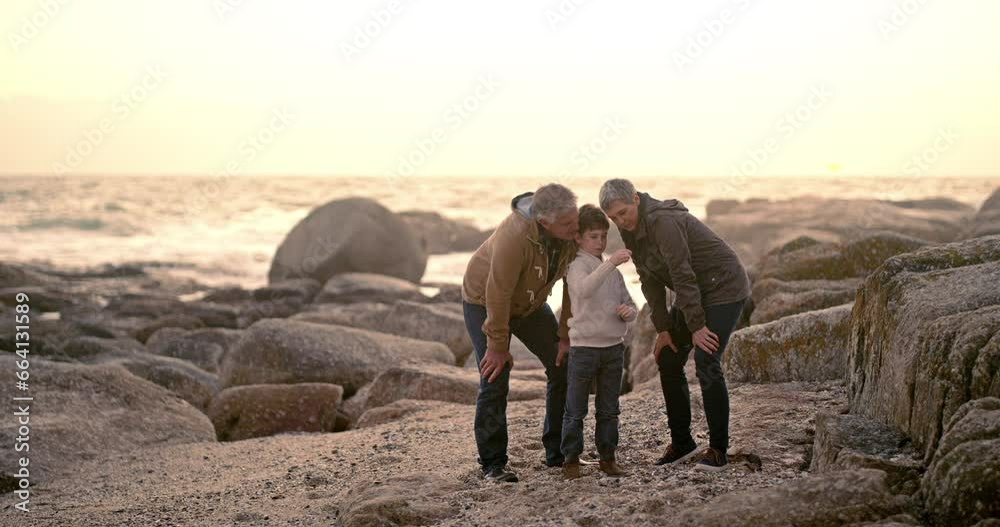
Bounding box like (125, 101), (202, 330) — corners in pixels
(462, 183), (579, 482)
(599, 178), (750, 471)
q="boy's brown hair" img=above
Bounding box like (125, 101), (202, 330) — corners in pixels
(578, 204), (610, 233)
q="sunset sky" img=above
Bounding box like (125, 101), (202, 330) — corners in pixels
(2, 0), (998, 178)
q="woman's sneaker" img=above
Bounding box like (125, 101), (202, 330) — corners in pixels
(693, 448), (728, 472)
(654, 442), (699, 465)
(483, 465), (519, 483)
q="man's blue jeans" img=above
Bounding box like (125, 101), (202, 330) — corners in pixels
(560, 343), (625, 463)
(463, 301), (568, 469)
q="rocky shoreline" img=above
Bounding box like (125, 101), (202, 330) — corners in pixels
(1, 187), (998, 526)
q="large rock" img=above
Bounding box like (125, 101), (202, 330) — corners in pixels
(756, 232), (929, 282)
(848, 236), (1000, 461)
(961, 187), (1000, 239)
(398, 210), (490, 254)
(293, 300), (471, 365)
(268, 197), (427, 284)
(314, 272), (430, 305)
(355, 399), (464, 429)
(921, 397), (1000, 526)
(0, 356), (215, 482)
(87, 352), (220, 411)
(218, 318), (453, 396)
(134, 314), (205, 343)
(670, 469), (911, 527)
(749, 277), (860, 325)
(363, 362), (546, 411)
(725, 304), (853, 383)
(626, 303), (663, 388)
(705, 197), (973, 264)
(810, 412), (922, 495)
(207, 383), (343, 441)
(145, 327), (245, 373)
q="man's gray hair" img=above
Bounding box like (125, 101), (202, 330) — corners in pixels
(532, 183), (578, 222)
(599, 178), (636, 211)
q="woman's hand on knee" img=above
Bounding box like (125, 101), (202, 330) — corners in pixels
(653, 331), (677, 361)
(692, 326), (720, 354)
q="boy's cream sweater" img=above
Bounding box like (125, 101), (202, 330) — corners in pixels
(566, 249), (637, 348)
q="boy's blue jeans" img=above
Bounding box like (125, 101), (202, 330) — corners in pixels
(560, 343), (625, 462)
(463, 301), (568, 469)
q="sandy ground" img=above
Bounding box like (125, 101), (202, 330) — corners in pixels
(4, 378), (846, 527)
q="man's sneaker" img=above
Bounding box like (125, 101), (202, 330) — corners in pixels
(483, 465), (519, 483)
(598, 460), (627, 477)
(562, 462), (581, 480)
(654, 442), (699, 466)
(693, 448), (728, 472)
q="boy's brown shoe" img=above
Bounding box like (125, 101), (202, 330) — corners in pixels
(562, 462), (581, 480)
(598, 460), (627, 477)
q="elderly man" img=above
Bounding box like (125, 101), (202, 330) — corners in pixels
(462, 183), (579, 482)
(599, 178), (750, 472)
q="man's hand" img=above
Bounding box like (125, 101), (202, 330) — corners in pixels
(615, 303), (636, 321)
(652, 330), (678, 361)
(480, 349), (514, 383)
(609, 249), (632, 266)
(692, 326), (720, 354)
(555, 338), (570, 367)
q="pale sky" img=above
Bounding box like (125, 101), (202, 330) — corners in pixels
(2, 0), (998, 178)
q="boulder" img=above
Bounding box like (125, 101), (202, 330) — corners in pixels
(848, 236), (1000, 461)
(62, 335), (145, 360)
(961, 186), (1000, 239)
(810, 412), (922, 495)
(0, 356), (215, 482)
(201, 286), (252, 303)
(267, 197), (427, 284)
(339, 473), (463, 527)
(363, 362), (546, 411)
(207, 383), (343, 441)
(134, 314), (205, 343)
(218, 318), (453, 396)
(756, 232), (929, 282)
(355, 399), (464, 429)
(88, 352), (220, 411)
(670, 469), (911, 527)
(626, 303), (662, 388)
(750, 288), (857, 325)
(252, 278), (323, 305)
(145, 327), (245, 373)
(314, 272), (430, 305)
(705, 197), (973, 264)
(0, 285), (77, 312)
(398, 210), (490, 254)
(921, 397), (1000, 526)
(0, 262), (59, 289)
(293, 300), (471, 365)
(725, 304), (853, 383)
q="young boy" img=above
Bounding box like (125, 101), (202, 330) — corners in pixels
(561, 204), (637, 479)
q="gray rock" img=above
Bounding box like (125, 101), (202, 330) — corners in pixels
(355, 399), (463, 429)
(340, 473), (462, 527)
(293, 300), (471, 365)
(314, 272), (429, 305)
(626, 303), (661, 388)
(811, 412), (922, 495)
(0, 285), (77, 312)
(252, 278), (323, 304)
(218, 318), (453, 396)
(398, 210), (490, 254)
(208, 383), (343, 441)
(145, 327), (245, 373)
(134, 314), (205, 343)
(0, 356), (215, 482)
(751, 288), (858, 325)
(89, 352), (220, 411)
(757, 232), (929, 282)
(670, 469), (911, 527)
(725, 304), (853, 383)
(921, 397), (1000, 527)
(848, 236), (1000, 461)
(363, 362), (546, 411)
(62, 336), (145, 360)
(0, 262), (60, 289)
(268, 197), (427, 284)
(961, 186), (1000, 239)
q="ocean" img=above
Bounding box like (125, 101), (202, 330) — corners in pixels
(1, 175), (996, 302)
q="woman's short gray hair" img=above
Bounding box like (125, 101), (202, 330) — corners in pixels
(532, 183), (578, 222)
(599, 179), (636, 211)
